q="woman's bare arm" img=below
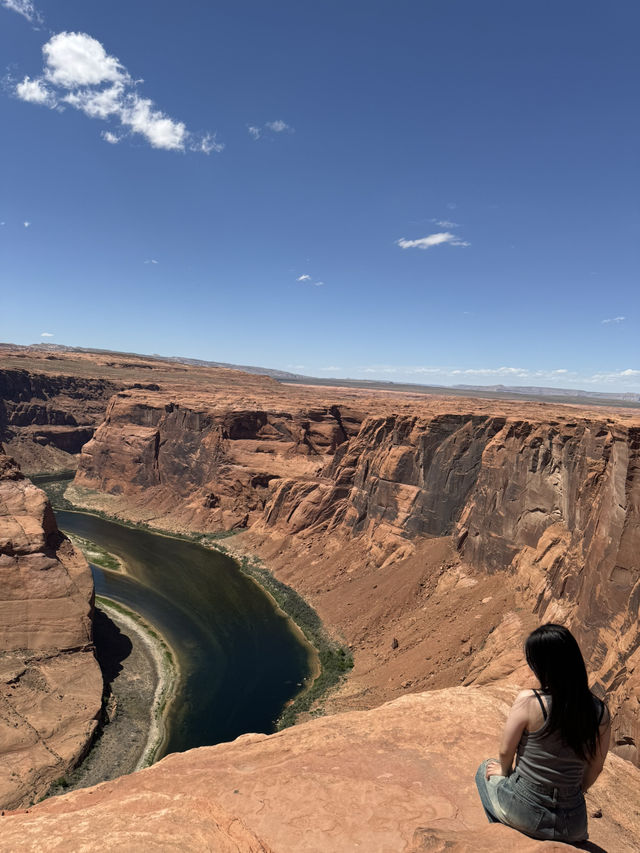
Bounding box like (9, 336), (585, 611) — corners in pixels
(582, 709), (611, 792)
(486, 690), (532, 778)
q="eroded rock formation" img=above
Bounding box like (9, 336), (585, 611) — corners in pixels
(73, 389), (363, 531)
(1, 687), (638, 852)
(0, 368), (120, 473)
(0, 447), (103, 809)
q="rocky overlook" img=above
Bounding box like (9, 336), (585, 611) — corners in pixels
(1, 687), (639, 852)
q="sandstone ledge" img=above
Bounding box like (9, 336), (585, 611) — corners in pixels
(1, 687), (637, 852)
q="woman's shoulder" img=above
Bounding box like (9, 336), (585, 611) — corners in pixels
(514, 688), (546, 706)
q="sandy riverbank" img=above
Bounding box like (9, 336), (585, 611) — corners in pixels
(47, 598), (179, 798)
(97, 597), (179, 768)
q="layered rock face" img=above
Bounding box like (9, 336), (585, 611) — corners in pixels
(265, 412), (640, 760)
(74, 389), (363, 530)
(1, 687), (638, 852)
(0, 368), (120, 473)
(0, 448), (103, 809)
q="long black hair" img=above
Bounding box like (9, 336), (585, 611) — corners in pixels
(525, 623), (601, 760)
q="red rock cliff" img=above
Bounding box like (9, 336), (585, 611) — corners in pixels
(0, 447), (103, 809)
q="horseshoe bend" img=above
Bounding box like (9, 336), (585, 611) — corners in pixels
(1, 346), (640, 852)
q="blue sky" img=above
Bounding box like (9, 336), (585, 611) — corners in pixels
(1, 0), (638, 391)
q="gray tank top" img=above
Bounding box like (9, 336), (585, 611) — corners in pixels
(515, 691), (602, 791)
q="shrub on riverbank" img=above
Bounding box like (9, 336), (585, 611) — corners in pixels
(235, 555), (353, 728)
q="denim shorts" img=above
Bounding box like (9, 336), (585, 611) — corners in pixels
(475, 759), (588, 843)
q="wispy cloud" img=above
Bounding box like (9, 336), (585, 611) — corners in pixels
(248, 119), (294, 140)
(601, 316), (626, 325)
(144, 259), (159, 264)
(266, 119), (291, 133)
(23, 220), (31, 227)
(586, 368), (640, 384)
(358, 365), (573, 381)
(431, 218), (459, 228)
(1, 0), (42, 24)
(319, 366), (341, 372)
(296, 272), (324, 287)
(14, 32), (222, 153)
(396, 231), (470, 250)
(352, 364), (640, 390)
(40, 331), (53, 337)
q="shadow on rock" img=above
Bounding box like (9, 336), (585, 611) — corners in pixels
(93, 607), (133, 686)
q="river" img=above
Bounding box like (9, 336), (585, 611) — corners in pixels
(54, 509), (313, 757)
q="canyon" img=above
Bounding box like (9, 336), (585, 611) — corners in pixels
(1, 344), (639, 850)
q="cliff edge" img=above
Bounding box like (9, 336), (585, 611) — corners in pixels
(1, 687), (637, 852)
(0, 447), (103, 809)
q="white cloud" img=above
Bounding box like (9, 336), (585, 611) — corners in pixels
(15, 75), (55, 106)
(296, 274), (311, 281)
(1, 0), (42, 23)
(248, 119), (294, 139)
(15, 31), (220, 154)
(64, 82), (125, 119)
(23, 221), (31, 227)
(120, 95), (187, 150)
(319, 366), (341, 372)
(313, 280), (325, 287)
(198, 133), (224, 154)
(601, 316), (626, 325)
(266, 119), (291, 133)
(44, 32), (128, 88)
(431, 219), (459, 228)
(586, 369), (640, 384)
(144, 259), (159, 264)
(347, 364), (640, 391)
(396, 231), (470, 250)
(40, 331), (53, 337)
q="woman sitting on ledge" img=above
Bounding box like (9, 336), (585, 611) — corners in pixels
(475, 623), (610, 844)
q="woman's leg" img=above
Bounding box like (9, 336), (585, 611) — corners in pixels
(475, 759), (503, 823)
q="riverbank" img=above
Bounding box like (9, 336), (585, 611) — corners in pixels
(96, 597), (179, 767)
(46, 597), (178, 798)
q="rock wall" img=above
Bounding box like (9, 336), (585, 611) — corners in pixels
(1, 687), (638, 852)
(74, 390), (363, 530)
(0, 369), (120, 473)
(0, 447), (103, 809)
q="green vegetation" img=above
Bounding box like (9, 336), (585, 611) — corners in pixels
(64, 532), (122, 572)
(232, 553), (353, 728)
